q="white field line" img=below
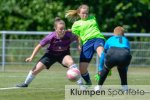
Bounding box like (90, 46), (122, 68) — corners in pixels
(0, 87), (64, 91)
(0, 87), (20, 90)
(0, 76), (25, 78)
(0, 76), (64, 79)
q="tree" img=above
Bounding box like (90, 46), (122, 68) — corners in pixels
(0, 0), (149, 33)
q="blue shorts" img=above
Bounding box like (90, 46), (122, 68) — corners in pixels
(80, 38), (105, 63)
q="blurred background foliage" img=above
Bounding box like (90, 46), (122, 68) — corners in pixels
(0, 0), (150, 63)
(0, 0), (149, 36)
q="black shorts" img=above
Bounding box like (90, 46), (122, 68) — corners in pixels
(105, 47), (132, 69)
(38, 51), (70, 69)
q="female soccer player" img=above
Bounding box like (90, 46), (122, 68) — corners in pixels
(95, 26), (132, 91)
(66, 4), (105, 85)
(16, 17), (83, 87)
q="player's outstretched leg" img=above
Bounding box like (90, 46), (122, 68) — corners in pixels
(69, 64), (83, 85)
(62, 55), (84, 85)
(69, 64), (88, 90)
(16, 62), (45, 87)
(98, 67), (109, 85)
(81, 72), (92, 85)
(79, 62), (92, 85)
(95, 66), (110, 91)
(16, 70), (35, 87)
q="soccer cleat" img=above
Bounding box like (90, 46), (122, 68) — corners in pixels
(94, 85), (102, 91)
(16, 83), (28, 87)
(79, 85), (87, 90)
(77, 82), (88, 90)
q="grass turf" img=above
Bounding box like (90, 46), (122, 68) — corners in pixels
(0, 66), (150, 100)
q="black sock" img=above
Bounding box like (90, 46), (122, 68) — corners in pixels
(117, 67), (127, 85)
(98, 67), (109, 85)
(81, 72), (91, 84)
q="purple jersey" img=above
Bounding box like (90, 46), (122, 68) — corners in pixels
(40, 31), (77, 54)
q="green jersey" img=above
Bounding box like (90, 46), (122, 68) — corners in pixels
(71, 16), (105, 45)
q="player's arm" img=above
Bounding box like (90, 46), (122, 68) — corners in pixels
(25, 44), (42, 62)
(26, 33), (52, 62)
(98, 40), (109, 72)
(76, 37), (81, 52)
(95, 40), (111, 81)
(104, 39), (110, 53)
(71, 22), (80, 36)
(94, 51), (105, 81)
(98, 52), (105, 72)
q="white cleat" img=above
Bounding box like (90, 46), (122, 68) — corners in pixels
(94, 85), (101, 91)
(79, 85), (87, 90)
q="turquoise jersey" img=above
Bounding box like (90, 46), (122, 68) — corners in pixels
(104, 36), (130, 52)
(98, 35), (130, 71)
(71, 16), (105, 45)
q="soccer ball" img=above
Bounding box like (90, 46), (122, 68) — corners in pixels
(67, 68), (80, 82)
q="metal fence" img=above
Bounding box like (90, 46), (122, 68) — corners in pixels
(0, 31), (150, 71)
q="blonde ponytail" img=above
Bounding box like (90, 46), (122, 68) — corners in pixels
(66, 4), (89, 22)
(65, 10), (79, 22)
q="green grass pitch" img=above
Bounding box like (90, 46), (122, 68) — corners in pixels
(0, 65), (150, 100)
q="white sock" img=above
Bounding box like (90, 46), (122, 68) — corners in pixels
(77, 77), (83, 85)
(24, 70), (35, 85)
(69, 64), (78, 69)
(122, 85), (128, 91)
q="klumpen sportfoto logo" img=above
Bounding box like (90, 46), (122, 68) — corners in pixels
(65, 85), (150, 100)
(70, 88), (145, 97)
